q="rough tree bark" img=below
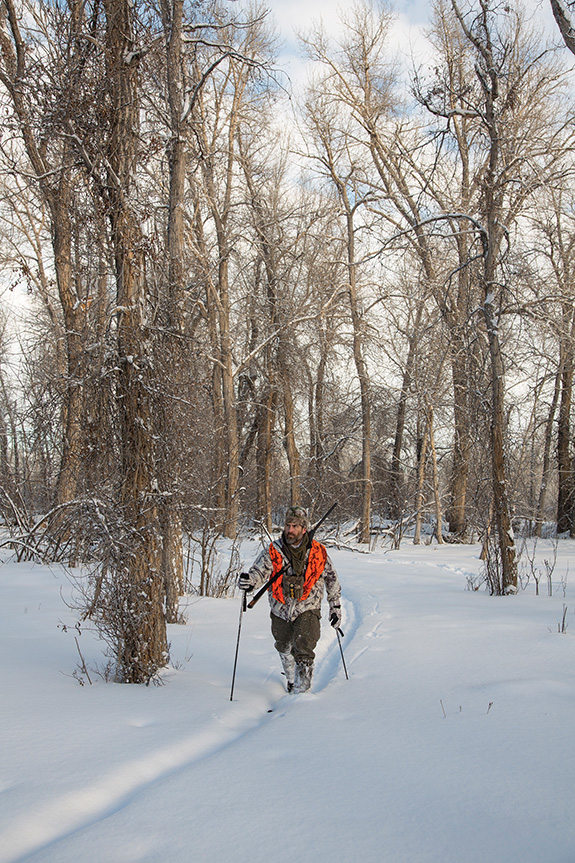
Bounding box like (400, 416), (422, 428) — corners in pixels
(0, 0), (87, 509)
(452, 0), (518, 591)
(103, 0), (167, 680)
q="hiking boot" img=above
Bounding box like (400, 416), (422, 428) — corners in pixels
(294, 659), (314, 693)
(279, 651), (295, 692)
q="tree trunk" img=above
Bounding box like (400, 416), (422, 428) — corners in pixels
(199, 148), (241, 537)
(413, 413), (429, 545)
(345, 211), (371, 542)
(158, 0), (187, 621)
(483, 288), (517, 591)
(52, 171), (86, 509)
(104, 0), (167, 680)
(535, 366), (561, 536)
(390, 321), (419, 520)
(255, 382), (276, 530)
(219, 260), (241, 537)
(446, 330), (471, 537)
(452, 0), (518, 592)
(0, 7), (87, 510)
(557, 333), (574, 534)
(428, 405), (444, 544)
(309, 326), (330, 502)
(280, 368), (301, 506)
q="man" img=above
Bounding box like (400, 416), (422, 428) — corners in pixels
(239, 505), (342, 694)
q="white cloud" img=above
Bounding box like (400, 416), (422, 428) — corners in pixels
(235, 0), (565, 99)
(249, 0), (432, 94)
(260, 0), (561, 61)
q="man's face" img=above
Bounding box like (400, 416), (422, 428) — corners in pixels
(284, 520), (307, 546)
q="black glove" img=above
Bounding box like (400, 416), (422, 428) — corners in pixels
(329, 605), (342, 628)
(238, 572), (254, 592)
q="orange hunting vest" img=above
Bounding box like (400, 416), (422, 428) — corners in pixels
(269, 540), (327, 604)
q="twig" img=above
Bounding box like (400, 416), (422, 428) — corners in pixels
(74, 636), (93, 685)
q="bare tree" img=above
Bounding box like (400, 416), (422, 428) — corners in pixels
(0, 0), (94, 509)
(529, 185), (575, 533)
(550, 0), (575, 54)
(446, 0), (574, 588)
(99, 0), (168, 679)
(302, 83), (374, 542)
(300, 2), (479, 536)
(187, 11), (275, 536)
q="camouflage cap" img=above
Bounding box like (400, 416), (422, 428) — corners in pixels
(284, 505), (309, 528)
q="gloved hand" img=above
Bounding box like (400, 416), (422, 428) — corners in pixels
(329, 604), (342, 628)
(238, 572), (254, 592)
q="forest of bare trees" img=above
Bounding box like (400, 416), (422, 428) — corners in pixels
(1, 0), (575, 679)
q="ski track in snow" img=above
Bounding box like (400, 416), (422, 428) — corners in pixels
(0, 596), (361, 863)
(0, 703), (260, 863)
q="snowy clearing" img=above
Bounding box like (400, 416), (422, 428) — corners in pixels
(1, 538), (575, 863)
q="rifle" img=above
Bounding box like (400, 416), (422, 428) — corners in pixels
(247, 501), (338, 610)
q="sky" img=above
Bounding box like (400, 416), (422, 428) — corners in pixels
(238, 0), (561, 93)
(257, 0), (434, 90)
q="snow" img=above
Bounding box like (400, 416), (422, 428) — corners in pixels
(2, 538), (575, 863)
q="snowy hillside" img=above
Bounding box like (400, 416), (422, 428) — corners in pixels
(1, 538), (575, 862)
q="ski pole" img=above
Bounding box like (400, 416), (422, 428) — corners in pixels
(229, 588), (248, 701)
(247, 501), (338, 609)
(336, 627), (349, 680)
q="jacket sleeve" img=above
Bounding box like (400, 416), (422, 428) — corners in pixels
(247, 545), (275, 591)
(323, 553), (342, 610)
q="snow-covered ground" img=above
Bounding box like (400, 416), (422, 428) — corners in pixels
(2, 536), (575, 862)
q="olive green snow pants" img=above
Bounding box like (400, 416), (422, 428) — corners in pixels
(270, 610), (321, 663)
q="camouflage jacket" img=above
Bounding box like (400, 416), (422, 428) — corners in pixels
(247, 535), (341, 623)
